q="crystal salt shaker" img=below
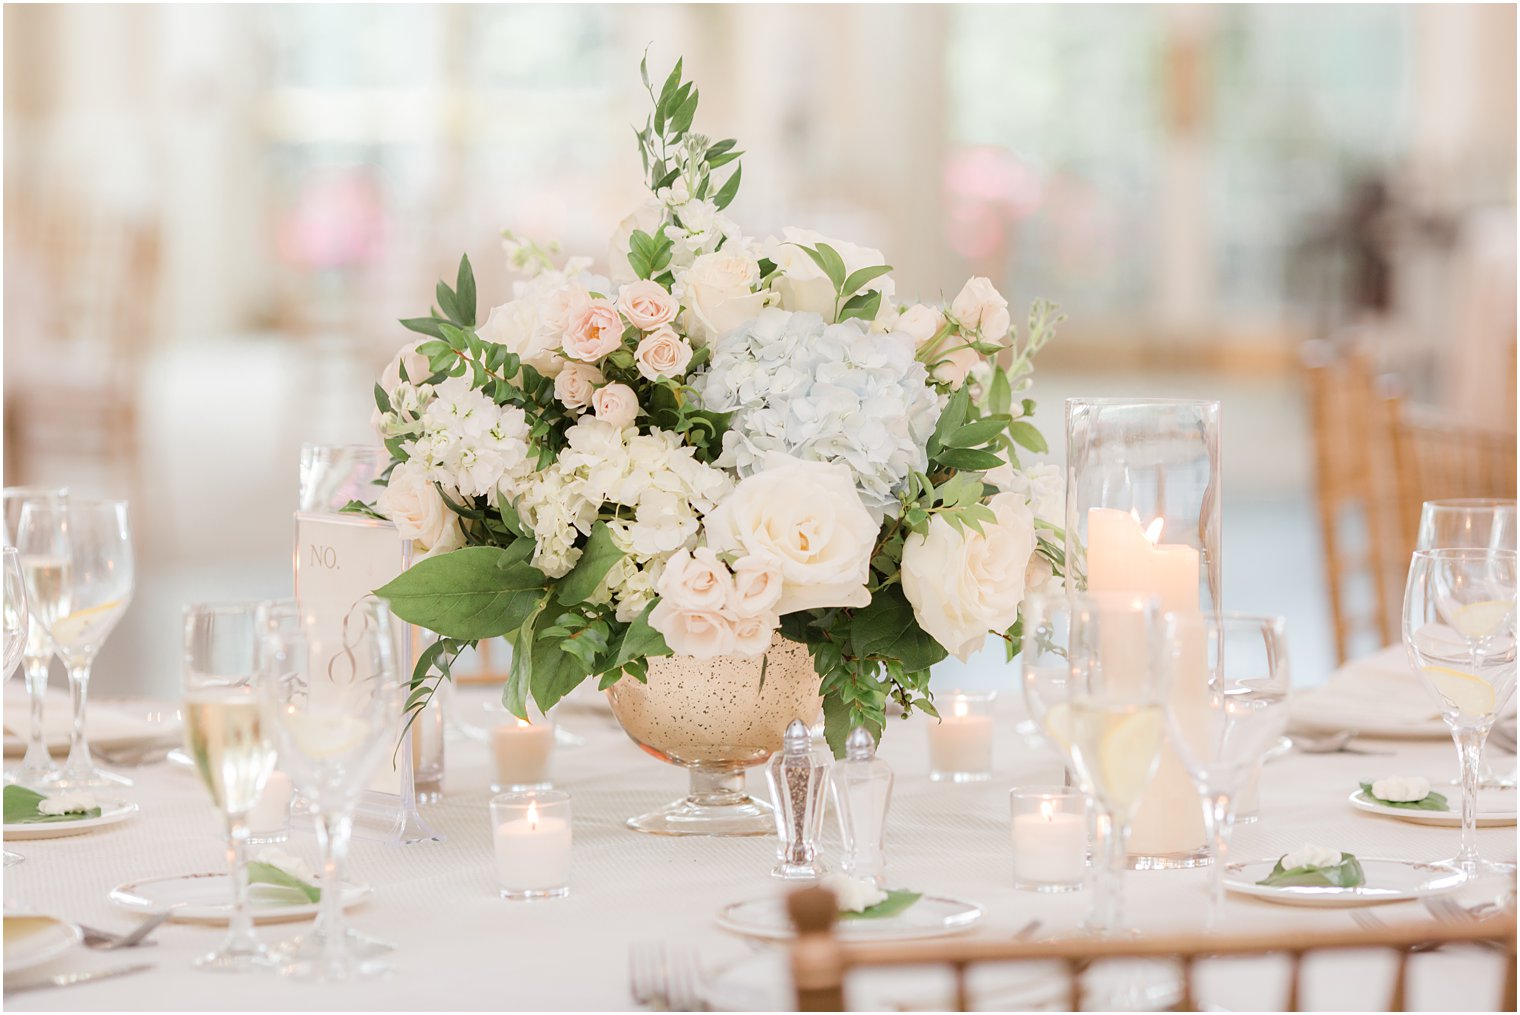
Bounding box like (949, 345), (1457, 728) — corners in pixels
(766, 719), (829, 880)
(830, 726), (893, 886)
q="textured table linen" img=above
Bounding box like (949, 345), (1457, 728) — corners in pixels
(3, 686), (1514, 1011)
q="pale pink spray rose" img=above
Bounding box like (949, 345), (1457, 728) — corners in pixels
(728, 554), (784, 618)
(616, 279), (679, 331)
(633, 325), (694, 381)
(591, 382), (639, 428)
(655, 547), (734, 613)
(730, 612), (778, 656)
(648, 602), (737, 659)
(563, 299), (624, 362)
(552, 361), (605, 411)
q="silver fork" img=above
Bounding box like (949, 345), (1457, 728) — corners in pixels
(630, 942), (704, 1011)
(78, 909), (174, 950)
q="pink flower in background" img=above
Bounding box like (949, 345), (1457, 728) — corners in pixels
(275, 167), (387, 272)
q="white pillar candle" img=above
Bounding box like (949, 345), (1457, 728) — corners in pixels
(928, 693), (995, 781)
(490, 719), (554, 791)
(1011, 801), (1087, 886)
(493, 799), (572, 899)
(247, 771), (292, 839)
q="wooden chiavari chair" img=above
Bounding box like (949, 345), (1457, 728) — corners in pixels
(786, 887), (1518, 1012)
(1386, 397), (1518, 554)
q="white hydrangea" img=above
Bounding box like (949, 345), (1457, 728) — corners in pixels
(692, 308), (941, 515)
(989, 460), (1063, 526)
(504, 419), (731, 615)
(403, 375), (533, 499)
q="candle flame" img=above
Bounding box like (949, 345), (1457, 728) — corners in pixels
(516, 718), (531, 729)
(953, 698), (969, 719)
(1040, 800), (1056, 821)
(1144, 517), (1165, 544)
(526, 800), (539, 828)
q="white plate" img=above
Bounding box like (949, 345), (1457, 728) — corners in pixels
(109, 872), (371, 924)
(1289, 712), (1450, 740)
(3, 914), (83, 974)
(3, 800), (138, 840)
(3, 694), (181, 756)
(1224, 856), (1467, 907)
(717, 893), (982, 942)
(1349, 784), (1517, 827)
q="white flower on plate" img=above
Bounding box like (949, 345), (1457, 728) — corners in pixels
(255, 847), (316, 884)
(37, 791), (98, 815)
(764, 227), (895, 322)
(1370, 776), (1431, 803)
(1280, 843), (1343, 870)
(821, 873), (888, 913)
(901, 492), (1038, 661)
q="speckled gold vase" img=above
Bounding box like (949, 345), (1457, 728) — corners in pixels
(606, 638), (822, 836)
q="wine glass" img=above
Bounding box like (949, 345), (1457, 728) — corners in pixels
(3, 487), (66, 786)
(1403, 548), (1517, 877)
(257, 597), (401, 982)
(16, 499), (135, 789)
(3, 547), (29, 866)
(183, 602), (278, 971)
(1164, 613), (1290, 927)
(1061, 592), (1165, 935)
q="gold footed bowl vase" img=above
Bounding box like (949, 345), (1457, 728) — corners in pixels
(606, 638), (822, 836)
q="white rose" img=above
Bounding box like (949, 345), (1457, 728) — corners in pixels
(765, 227), (895, 321)
(1281, 844), (1344, 870)
(376, 461), (466, 557)
(988, 461), (1064, 526)
(1370, 776), (1431, 803)
(930, 344), (981, 390)
(591, 383), (639, 428)
(656, 547), (733, 613)
(477, 297), (566, 378)
(900, 492), (1037, 661)
(634, 326), (694, 381)
(729, 554), (784, 618)
(950, 276), (1011, 339)
(677, 250), (768, 345)
(648, 601), (737, 659)
(704, 455), (876, 614)
(553, 361), (605, 411)
(892, 304), (944, 349)
(731, 613), (778, 657)
(616, 279), (679, 331)
(608, 200), (663, 285)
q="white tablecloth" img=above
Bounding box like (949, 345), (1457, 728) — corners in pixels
(4, 685), (1514, 1011)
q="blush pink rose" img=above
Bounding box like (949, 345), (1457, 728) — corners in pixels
(563, 299), (624, 362)
(656, 547), (733, 612)
(552, 361), (605, 411)
(633, 325), (694, 381)
(591, 382), (639, 428)
(730, 613), (778, 656)
(648, 602), (737, 659)
(729, 554), (784, 618)
(616, 279), (679, 331)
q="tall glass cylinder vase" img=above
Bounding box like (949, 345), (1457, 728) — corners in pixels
(1065, 398), (1220, 869)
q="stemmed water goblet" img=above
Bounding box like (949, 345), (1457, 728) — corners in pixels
(16, 498), (135, 789)
(3, 487), (66, 786)
(3, 547), (30, 865)
(257, 597), (402, 981)
(1164, 613), (1291, 927)
(1403, 548), (1517, 878)
(183, 602), (278, 971)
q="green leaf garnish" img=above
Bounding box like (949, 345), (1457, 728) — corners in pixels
(1257, 852), (1366, 888)
(1359, 781), (1449, 811)
(3, 786), (103, 824)
(246, 862), (320, 904)
(839, 889), (922, 921)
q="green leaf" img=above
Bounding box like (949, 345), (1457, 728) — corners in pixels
(504, 599), (548, 719)
(374, 546), (546, 640)
(669, 86), (700, 135)
(839, 889), (922, 921)
(849, 586), (949, 673)
(838, 289), (882, 323)
(435, 280), (461, 324)
(246, 861), (320, 904)
(338, 500), (386, 521)
(927, 387), (971, 457)
(712, 165), (742, 211)
(400, 316), (449, 340)
(1256, 853), (1366, 888)
(455, 254), (477, 327)
(796, 243), (846, 291)
(555, 523), (625, 606)
(611, 601), (671, 671)
(1007, 420), (1049, 454)
(946, 416), (1010, 449)
(933, 447), (1004, 472)
(373, 382), (392, 416)
(839, 264), (893, 300)
(3, 786), (102, 824)
(987, 367), (1013, 416)
(1358, 782), (1450, 811)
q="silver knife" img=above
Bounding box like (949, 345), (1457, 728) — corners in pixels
(5, 962), (154, 995)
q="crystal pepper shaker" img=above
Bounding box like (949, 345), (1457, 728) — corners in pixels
(766, 718), (829, 880)
(830, 726), (894, 886)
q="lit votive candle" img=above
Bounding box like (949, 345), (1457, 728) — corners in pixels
(490, 718), (555, 792)
(491, 790), (571, 900)
(928, 690), (996, 782)
(1010, 786), (1086, 892)
(246, 771), (293, 845)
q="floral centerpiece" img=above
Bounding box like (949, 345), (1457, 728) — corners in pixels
(366, 58), (1063, 758)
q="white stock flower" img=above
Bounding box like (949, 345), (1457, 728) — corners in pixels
(703, 455), (876, 614)
(648, 602), (736, 659)
(377, 461), (466, 558)
(764, 227), (895, 321)
(656, 547), (733, 613)
(634, 326), (694, 381)
(693, 308), (942, 515)
(591, 383), (639, 428)
(900, 492), (1037, 661)
(987, 460), (1063, 526)
(675, 250), (768, 345)
(371, 340), (432, 435)
(950, 276), (1011, 339)
(409, 375), (533, 498)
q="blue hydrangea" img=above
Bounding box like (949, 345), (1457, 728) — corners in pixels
(692, 308), (943, 516)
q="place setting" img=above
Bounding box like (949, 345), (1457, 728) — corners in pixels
(3, 12), (1519, 1013)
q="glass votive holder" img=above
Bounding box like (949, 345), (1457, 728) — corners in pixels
(1010, 786), (1087, 892)
(928, 690), (996, 783)
(491, 790), (571, 900)
(489, 718), (555, 793)
(245, 771), (293, 846)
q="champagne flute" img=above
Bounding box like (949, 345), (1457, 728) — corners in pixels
(1403, 548), (1518, 877)
(3, 487), (66, 786)
(183, 602), (278, 971)
(3, 547), (28, 865)
(1060, 592), (1165, 935)
(1164, 613), (1290, 927)
(257, 597), (401, 982)
(17, 498), (135, 789)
